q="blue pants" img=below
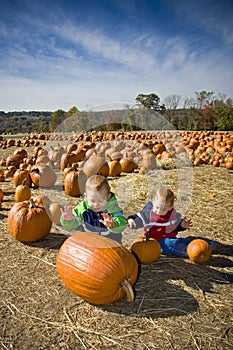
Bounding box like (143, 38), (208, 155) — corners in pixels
(158, 238), (192, 257)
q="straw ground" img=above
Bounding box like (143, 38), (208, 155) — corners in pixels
(0, 144), (232, 350)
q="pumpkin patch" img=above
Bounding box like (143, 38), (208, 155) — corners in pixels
(0, 129), (231, 349)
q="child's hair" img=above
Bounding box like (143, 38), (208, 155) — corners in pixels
(85, 175), (110, 196)
(152, 187), (175, 207)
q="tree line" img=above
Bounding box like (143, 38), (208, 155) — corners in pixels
(1, 91), (232, 134)
(49, 91), (233, 132)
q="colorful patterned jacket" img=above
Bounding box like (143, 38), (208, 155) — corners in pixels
(127, 201), (185, 240)
(60, 193), (128, 238)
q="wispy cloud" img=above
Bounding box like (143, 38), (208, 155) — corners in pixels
(172, 0), (233, 46)
(54, 22), (157, 70)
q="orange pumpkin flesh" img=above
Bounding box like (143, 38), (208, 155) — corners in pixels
(187, 239), (212, 264)
(131, 231), (161, 264)
(7, 199), (52, 242)
(56, 232), (138, 305)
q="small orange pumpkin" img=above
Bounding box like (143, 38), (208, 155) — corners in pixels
(33, 194), (51, 207)
(225, 161), (233, 170)
(130, 230), (161, 264)
(56, 232), (138, 304)
(60, 152), (79, 172)
(15, 180), (31, 202)
(187, 239), (212, 264)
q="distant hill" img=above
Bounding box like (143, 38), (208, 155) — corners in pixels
(0, 111), (51, 134)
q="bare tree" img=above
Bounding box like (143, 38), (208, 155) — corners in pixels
(182, 97), (197, 109)
(163, 94), (181, 126)
(195, 90), (214, 108)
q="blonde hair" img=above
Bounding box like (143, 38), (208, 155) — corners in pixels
(152, 187), (175, 207)
(85, 175), (110, 197)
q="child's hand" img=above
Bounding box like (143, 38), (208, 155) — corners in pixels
(181, 218), (192, 229)
(60, 206), (76, 221)
(128, 218), (136, 229)
(99, 212), (115, 228)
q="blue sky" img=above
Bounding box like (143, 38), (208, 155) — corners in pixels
(0, 0), (233, 111)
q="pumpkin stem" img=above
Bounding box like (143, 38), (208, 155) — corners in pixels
(29, 198), (37, 208)
(30, 168), (40, 174)
(22, 178), (27, 186)
(145, 229), (150, 242)
(71, 163), (78, 171)
(120, 279), (135, 302)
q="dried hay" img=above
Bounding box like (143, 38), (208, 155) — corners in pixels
(0, 144), (232, 350)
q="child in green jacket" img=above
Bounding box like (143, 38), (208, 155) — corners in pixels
(60, 175), (128, 244)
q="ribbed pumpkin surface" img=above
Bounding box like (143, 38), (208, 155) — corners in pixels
(131, 237), (161, 264)
(56, 232), (138, 304)
(82, 156), (109, 178)
(64, 169), (86, 197)
(7, 200), (52, 242)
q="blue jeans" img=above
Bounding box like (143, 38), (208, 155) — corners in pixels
(158, 238), (192, 257)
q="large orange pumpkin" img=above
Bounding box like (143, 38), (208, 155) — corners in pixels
(119, 157), (137, 173)
(13, 169), (32, 187)
(56, 232), (138, 304)
(187, 239), (212, 264)
(60, 152), (79, 172)
(108, 159), (122, 177)
(82, 155), (109, 178)
(131, 230), (161, 264)
(64, 165), (87, 197)
(30, 164), (57, 187)
(7, 199), (52, 242)
(141, 152), (157, 170)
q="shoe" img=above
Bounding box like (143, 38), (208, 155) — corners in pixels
(209, 240), (216, 252)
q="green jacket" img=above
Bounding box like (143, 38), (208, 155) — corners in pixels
(60, 193), (128, 235)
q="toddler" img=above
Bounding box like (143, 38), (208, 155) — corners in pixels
(60, 175), (128, 244)
(128, 187), (193, 257)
